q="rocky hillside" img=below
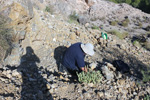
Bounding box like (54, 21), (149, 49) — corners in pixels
(0, 0), (150, 100)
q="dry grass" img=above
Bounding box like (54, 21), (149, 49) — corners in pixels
(0, 15), (12, 61)
(121, 18), (130, 27)
(91, 25), (99, 30)
(68, 11), (79, 24)
(143, 41), (150, 50)
(108, 30), (128, 40)
(45, 5), (54, 14)
(110, 21), (118, 26)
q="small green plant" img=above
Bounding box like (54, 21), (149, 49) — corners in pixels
(77, 66), (102, 84)
(122, 20), (128, 27)
(132, 40), (141, 47)
(91, 25), (99, 30)
(45, 5), (54, 14)
(122, 31), (129, 38)
(141, 69), (150, 82)
(138, 22), (142, 28)
(108, 30), (128, 39)
(45, 6), (50, 12)
(125, 18), (130, 23)
(110, 21), (118, 26)
(144, 95), (150, 100)
(121, 18), (130, 27)
(68, 11), (79, 24)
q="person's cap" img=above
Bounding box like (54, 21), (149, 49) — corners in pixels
(81, 43), (94, 56)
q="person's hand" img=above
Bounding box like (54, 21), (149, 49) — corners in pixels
(84, 67), (87, 72)
(81, 67), (87, 72)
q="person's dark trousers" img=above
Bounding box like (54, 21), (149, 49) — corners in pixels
(66, 68), (82, 76)
(59, 63), (81, 76)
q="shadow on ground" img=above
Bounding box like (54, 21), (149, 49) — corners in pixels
(97, 47), (149, 79)
(6, 46), (53, 100)
(54, 46), (67, 71)
(17, 46), (53, 100)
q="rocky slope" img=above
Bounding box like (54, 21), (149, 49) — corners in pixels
(0, 0), (150, 100)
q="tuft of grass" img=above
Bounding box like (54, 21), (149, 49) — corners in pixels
(143, 41), (150, 50)
(68, 11), (79, 24)
(110, 21), (118, 26)
(146, 32), (150, 35)
(45, 5), (54, 14)
(91, 25), (99, 30)
(132, 40), (141, 47)
(122, 32), (128, 39)
(121, 18), (130, 27)
(125, 18), (130, 23)
(100, 17), (106, 21)
(122, 21), (128, 27)
(141, 69), (150, 83)
(77, 66), (102, 84)
(138, 22), (143, 28)
(108, 30), (128, 39)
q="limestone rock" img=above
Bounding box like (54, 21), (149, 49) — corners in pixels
(89, 62), (97, 70)
(101, 66), (114, 81)
(106, 62), (116, 71)
(70, 33), (76, 40)
(97, 92), (104, 97)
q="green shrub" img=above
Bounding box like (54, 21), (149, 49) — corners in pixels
(77, 67), (102, 84)
(141, 69), (150, 82)
(108, 30), (128, 39)
(144, 95), (150, 100)
(110, 0), (118, 3)
(109, 0), (150, 14)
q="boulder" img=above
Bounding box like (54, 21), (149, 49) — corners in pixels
(101, 65), (114, 81)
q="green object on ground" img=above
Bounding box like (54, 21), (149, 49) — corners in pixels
(101, 32), (108, 39)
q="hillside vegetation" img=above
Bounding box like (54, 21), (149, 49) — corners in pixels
(109, 0), (150, 13)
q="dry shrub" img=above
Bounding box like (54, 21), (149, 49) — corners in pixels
(143, 41), (150, 50)
(108, 30), (128, 40)
(110, 21), (118, 26)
